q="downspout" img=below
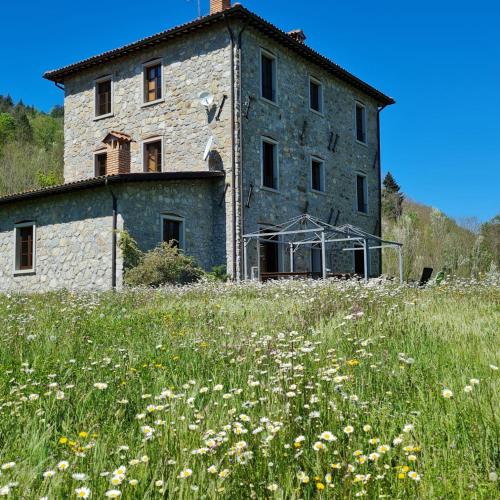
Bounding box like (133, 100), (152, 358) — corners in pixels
(224, 16), (237, 280)
(224, 15), (248, 281)
(376, 104), (387, 276)
(105, 178), (118, 289)
(236, 22), (248, 281)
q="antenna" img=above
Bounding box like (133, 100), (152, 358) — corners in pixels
(198, 91), (214, 109)
(186, 0), (201, 19)
(203, 136), (214, 161)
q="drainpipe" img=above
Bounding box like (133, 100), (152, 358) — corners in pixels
(224, 15), (248, 281)
(105, 178), (117, 289)
(376, 104), (387, 276)
(224, 16), (237, 280)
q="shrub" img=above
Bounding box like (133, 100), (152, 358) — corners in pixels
(124, 241), (203, 287)
(119, 230), (143, 270)
(208, 264), (229, 282)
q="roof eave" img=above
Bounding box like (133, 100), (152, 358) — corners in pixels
(43, 4), (394, 106)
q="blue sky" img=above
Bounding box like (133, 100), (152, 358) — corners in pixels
(1, 0), (498, 221)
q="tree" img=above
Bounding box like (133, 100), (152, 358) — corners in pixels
(481, 215), (500, 267)
(12, 106), (33, 142)
(382, 171), (404, 220)
(0, 113), (16, 146)
(50, 105), (64, 119)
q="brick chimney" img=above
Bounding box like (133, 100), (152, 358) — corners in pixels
(288, 29), (307, 44)
(210, 0), (231, 14)
(102, 131), (132, 175)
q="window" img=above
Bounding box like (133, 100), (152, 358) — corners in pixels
(14, 223), (35, 273)
(259, 228), (281, 273)
(143, 61), (162, 103)
(355, 102), (366, 143)
(309, 77), (323, 113)
(261, 51), (276, 102)
(261, 139), (278, 190)
(95, 77), (112, 117)
(161, 215), (184, 249)
(311, 246), (323, 275)
(311, 157), (325, 192)
(356, 174), (368, 213)
(143, 139), (162, 172)
(95, 152), (107, 176)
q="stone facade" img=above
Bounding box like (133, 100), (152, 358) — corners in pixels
(63, 25), (232, 182)
(239, 27), (381, 276)
(0, 178), (225, 292)
(0, 188), (120, 292)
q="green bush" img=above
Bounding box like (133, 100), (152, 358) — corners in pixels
(124, 241), (203, 287)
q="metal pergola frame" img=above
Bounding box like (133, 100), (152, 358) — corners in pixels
(242, 214), (404, 283)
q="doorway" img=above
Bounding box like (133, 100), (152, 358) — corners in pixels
(354, 244), (365, 276)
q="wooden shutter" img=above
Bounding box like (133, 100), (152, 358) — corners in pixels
(163, 219), (180, 247)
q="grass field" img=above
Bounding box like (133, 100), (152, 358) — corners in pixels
(0, 277), (498, 499)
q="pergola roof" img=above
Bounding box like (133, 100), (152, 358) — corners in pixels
(243, 214), (402, 247)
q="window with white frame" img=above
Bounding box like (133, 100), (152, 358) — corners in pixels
(94, 151), (107, 176)
(356, 174), (368, 213)
(355, 101), (366, 143)
(143, 60), (162, 103)
(311, 157), (325, 192)
(161, 215), (184, 249)
(260, 50), (277, 102)
(95, 76), (112, 117)
(309, 77), (323, 113)
(143, 138), (162, 172)
(14, 222), (35, 273)
(261, 138), (279, 190)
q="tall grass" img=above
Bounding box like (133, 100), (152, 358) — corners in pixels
(0, 277), (498, 498)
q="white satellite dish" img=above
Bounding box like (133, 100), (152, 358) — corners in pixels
(203, 136), (214, 161)
(198, 91), (214, 108)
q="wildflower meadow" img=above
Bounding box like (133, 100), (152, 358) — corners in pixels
(0, 277), (498, 498)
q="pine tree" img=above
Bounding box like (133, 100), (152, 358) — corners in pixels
(382, 171), (404, 220)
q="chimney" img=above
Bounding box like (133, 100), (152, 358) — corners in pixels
(288, 29), (307, 44)
(210, 0), (231, 14)
(102, 132), (132, 175)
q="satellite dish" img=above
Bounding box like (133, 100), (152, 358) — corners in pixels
(198, 91), (214, 108)
(203, 136), (214, 161)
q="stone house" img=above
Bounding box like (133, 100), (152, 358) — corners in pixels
(0, 0), (394, 292)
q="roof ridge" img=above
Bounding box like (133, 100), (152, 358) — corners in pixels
(43, 5), (394, 105)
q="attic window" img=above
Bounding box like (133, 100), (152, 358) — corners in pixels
(309, 77), (323, 113)
(143, 60), (162, 103)
(261, 50), (276, 103)
(355, 101), (366, 144)
(95, 76), (112, 117)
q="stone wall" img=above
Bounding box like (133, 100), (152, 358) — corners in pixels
(63, 25), (232, 182)
(240, 27), (382, 276)
(0, 178), (226, 292)
(118, 179), (226, 272)
(0, 188), (120, 292)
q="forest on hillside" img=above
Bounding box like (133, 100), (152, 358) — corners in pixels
(0, 95), (63, 195)
(0, 95), (498, 279)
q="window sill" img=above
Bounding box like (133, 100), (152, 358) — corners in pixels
(260, 185), (280, 194)
(357, 210), (369, 217)
(260, 96), (279, 108)
(13, 269), (36, 276)
(309, 108), (324, 117)
(141, 98), (164, 108)
(93, 113), (114, 121)
(310, 189), (327, 196)
(355, 139), (368, 147)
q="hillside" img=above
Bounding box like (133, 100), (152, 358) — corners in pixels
(0, 95), (63, 195)
(381, 174), (499, 280)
